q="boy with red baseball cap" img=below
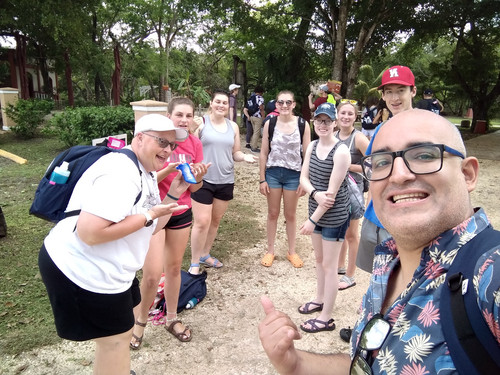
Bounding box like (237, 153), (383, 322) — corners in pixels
(339, 65), (417, 342)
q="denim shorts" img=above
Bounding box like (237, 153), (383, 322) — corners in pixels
(265, 167), (301, 191)
(313, 218), (350, 242)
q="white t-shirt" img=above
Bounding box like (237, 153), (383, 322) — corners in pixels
(44, 149), (160, 294)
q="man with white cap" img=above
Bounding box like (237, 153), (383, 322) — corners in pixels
(228, 83), (241, 123)
(38, 113), (195, 375)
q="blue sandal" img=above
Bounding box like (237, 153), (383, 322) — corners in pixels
(188, 263), (201, 275)
(199, 254), (223, 268)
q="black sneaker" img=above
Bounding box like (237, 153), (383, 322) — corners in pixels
(251, 148), (261, 153)
(339, 327), (352, 343)
(245, 143), (251, 149)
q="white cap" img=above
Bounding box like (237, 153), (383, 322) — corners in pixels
(229, 84), (241, 91)
(134, 114), (188, 141)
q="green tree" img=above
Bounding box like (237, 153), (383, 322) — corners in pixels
(410, 0), (500, 131)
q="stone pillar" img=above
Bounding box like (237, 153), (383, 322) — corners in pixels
(0, 87), (19, 130)
(129, 99), (169, 123)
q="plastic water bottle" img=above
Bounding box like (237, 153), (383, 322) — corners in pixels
(176, 163), (197, 184)
(49, 161), (70, 185)
(185, 297), (198, 309)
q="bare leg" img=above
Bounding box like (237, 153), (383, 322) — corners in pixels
(94, 328), (132, 375)
(282, 189), (299, 256)
(130, 230), (164, 348)
(190, 200), (213, 274)
(199, 198), (229, 263)
(265, 188), (283, 255)
(302, 237), (342, 330)
(345, 219), (360, 278)
(315, 239), (342, 322)
(338, 241), (348, 270)
(163, 226), (191, 339)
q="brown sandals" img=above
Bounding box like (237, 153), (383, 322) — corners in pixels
(130, 320), (147, 350)
(165, 320), (192, 342)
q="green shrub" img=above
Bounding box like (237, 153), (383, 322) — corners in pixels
(44, 106), (135, 147)
(5, 99), (54, 138)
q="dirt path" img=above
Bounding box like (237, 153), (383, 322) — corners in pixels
(2, 132), (499, 375)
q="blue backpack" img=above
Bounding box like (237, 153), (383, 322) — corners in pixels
(30, 145), (142, 222)
(156, 270), (208, 313)
(441, 225), (500, 374)
(245, 94), (260, 116)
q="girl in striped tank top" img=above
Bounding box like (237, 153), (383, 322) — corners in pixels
(297, 102), (351, 333)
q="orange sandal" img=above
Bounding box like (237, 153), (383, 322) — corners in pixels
(261, 253), (275, 267)
(287, 253), (303, 268)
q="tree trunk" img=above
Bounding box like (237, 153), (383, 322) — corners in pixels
(332, 0), (351, 81)
(15, 34), (29, 100)
(112, 44), (121, 106)
(35, 44), (52, 95)
(64, 50), (74, 107)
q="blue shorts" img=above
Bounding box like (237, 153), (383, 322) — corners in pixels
(265, 167), (300, 191)
(313, 218), (350, 242)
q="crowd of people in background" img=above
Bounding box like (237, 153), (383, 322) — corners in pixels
(38, 66), (500, 374)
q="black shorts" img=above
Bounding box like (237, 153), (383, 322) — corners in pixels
(163, 208), (192, 230)
(38, 244), (141, 341)
(191, 181), (234, 204)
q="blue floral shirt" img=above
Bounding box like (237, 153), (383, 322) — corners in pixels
(351, 208), (500, 374)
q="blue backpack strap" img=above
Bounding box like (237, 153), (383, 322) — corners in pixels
(441, 225), (500, 374)
(65, 148), (143, 219)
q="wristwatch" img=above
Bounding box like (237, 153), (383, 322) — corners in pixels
(143, 211), (154, 227)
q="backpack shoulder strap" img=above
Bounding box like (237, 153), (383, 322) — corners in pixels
(116, 148), (142, 205)
(268, 116), (278, 150)
(441, 225), (500, 375)
(298, 117), (306, 145)
(65, 148), (143, 220)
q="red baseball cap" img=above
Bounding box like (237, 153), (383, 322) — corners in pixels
(378, 66), (415, 89)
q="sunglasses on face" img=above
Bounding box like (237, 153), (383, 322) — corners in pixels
(142, 132), (178, 151)
(276, 100), (294, 106)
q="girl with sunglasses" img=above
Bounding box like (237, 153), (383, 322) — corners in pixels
(259, 90), (311, 268)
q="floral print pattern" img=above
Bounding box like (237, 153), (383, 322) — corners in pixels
(350, 208), (500, 374)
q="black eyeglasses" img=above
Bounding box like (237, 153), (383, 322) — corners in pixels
(142, 132), (178, 150)
(350, 314), (391, 375)
(313, 118), (334, 126)
(361, 143), (465, 182)
(276, 100), (294, 106)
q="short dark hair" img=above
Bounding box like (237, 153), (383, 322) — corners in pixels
(254, 85), (264, 94)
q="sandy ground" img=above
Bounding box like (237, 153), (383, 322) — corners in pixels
(1, 131), (499, 375)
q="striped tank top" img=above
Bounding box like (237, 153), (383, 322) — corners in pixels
(308, 140), (350, 228)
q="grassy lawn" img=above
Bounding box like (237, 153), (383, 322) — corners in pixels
(0, 131), (260, 356)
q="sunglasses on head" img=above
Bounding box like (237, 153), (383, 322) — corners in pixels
(340, 99), (358, 105)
